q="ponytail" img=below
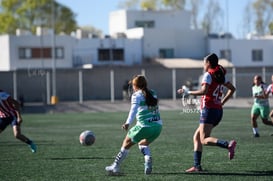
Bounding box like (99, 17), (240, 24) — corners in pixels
(143, 88), (158, 107)
(211, 65), (226, 84)
(131, 75), (158, 107)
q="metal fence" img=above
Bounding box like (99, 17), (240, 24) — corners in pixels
(1, 66), (273, 104)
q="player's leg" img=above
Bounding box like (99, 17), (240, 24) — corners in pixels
(200, 109), (230, 149)
(138, 125), (162, 174)
(106, 125), (141, 174)
(251, 105), (260, 137)
(186, 127), (203, 173)
(0, 117), (11, 134)
(12, 125), (37, 153)
(105, 135), (133, 174)
(260, 106), (273, 126)
(270, 109), (273, 119)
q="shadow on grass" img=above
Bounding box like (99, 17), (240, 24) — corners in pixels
(154, 170), (273, 177)
(48, 157), (112, 160)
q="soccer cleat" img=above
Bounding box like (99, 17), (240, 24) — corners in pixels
(105, 164), (120, 175)
(29, 142), (37, 153)
(254, 133), (260, 137)
(144, 159), (152, 175)
(228, 140), (237, 160)
(185, 166), (202, 173)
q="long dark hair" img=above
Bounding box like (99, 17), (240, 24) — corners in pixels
(205, 53), (226, 84)
(132, 75), (158, 107)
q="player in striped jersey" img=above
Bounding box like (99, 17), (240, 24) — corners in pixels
(177, 53), (236, 173)
(266, 75), (273, 121)
(105, 75), (162, 175)
(0, 90), (37, 153)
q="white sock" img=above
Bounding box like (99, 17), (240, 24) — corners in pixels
(138, 145), (151, 162)
(114, 147), (129, 165)
(253, 128), (259, 134)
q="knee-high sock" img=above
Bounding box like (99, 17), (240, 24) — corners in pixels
(194, 151), (202, 167)
(139, 145), (151, 162)
(113, 147), (129, 165)
(216, 139), (229, 149)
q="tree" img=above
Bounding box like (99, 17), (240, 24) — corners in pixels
(141, 0), (158, 10)
(118, 0), (141, 9)
(80, 26), (103, 38)
(161, 0), (186, 10)
(242, 1), (254, 36)
(188, 0), (202, 29)
(201, 0), (223, 35)
(252, 0), (273, 35)
(0, 0), (77, 35)
(119, 0), (186, 10)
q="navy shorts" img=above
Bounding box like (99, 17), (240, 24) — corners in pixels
(0, 116), (18, 130)
(199, 107), (223, 126)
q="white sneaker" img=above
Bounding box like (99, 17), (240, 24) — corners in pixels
(144, 159), (152, 175)
(105, 164), (120, 175)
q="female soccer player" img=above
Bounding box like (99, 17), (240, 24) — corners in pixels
(0, 90), (37, 153)
(251, 75), (273, 137)
(177, 53), (236, 172)
(266, 75), (273, 120)
(105, 75), (162, 175)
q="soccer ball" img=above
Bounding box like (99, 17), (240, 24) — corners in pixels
(79, 130), (95, 146)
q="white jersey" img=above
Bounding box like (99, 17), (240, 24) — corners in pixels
(267, 84), (273, 95)
(125, 90), (162, 127)
(252, 84), (269, 106)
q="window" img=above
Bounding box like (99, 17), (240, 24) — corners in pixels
(112, 49), (124, 61)
(98, 48), (124, 61)
(31, 48), (51, 58)
(98, 49), (110, 61)
(18, 47), (64, 59)
(19, 48), (31, 59)
(159, 49), (174, 58)
(220, 49), (231, 61)
(252, 49), (263, 61)
(135, 21), (155, 28)
(55, 47), (64, 59)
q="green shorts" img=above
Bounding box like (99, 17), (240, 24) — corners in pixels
(127, 124), (162, 143)
(251, 104), (270, 119)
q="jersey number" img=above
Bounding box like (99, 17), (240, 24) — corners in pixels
(212, 85), (224, 102)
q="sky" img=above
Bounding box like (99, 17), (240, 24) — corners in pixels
(57, 0), (253, 39)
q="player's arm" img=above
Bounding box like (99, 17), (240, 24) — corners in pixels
(265, 84), (272, 97)
(222, 82), (236, 106)
(7, 97), (23, 124)
(255, 85), (268, 99)
(7, 97), (20, 110)
(177, 83), (208, 96)
(123, 95), (139, 131)
(188, 83), (208, 96)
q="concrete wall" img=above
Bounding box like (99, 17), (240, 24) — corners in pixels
(1, 66), (273, 103)
(0, 35), (11, 71)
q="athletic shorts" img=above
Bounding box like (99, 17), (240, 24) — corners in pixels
(127, 124), (162, 143)
(0, 116), (18, 130)
(199, 107), (223, 126)
(251, 104), (270, 119)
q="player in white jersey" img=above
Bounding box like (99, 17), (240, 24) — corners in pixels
(251, 75), (273, 137)
(266, 75), (273, 123)
(0, 90), (37, 153)
(105, 75), (162, 175)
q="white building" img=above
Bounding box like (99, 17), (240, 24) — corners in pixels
(0, 9), (272, 71)
(110, 10), (206, 60)
(208, 38), (273, 67)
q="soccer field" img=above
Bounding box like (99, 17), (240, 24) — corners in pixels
(1, 108), (273, 181)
